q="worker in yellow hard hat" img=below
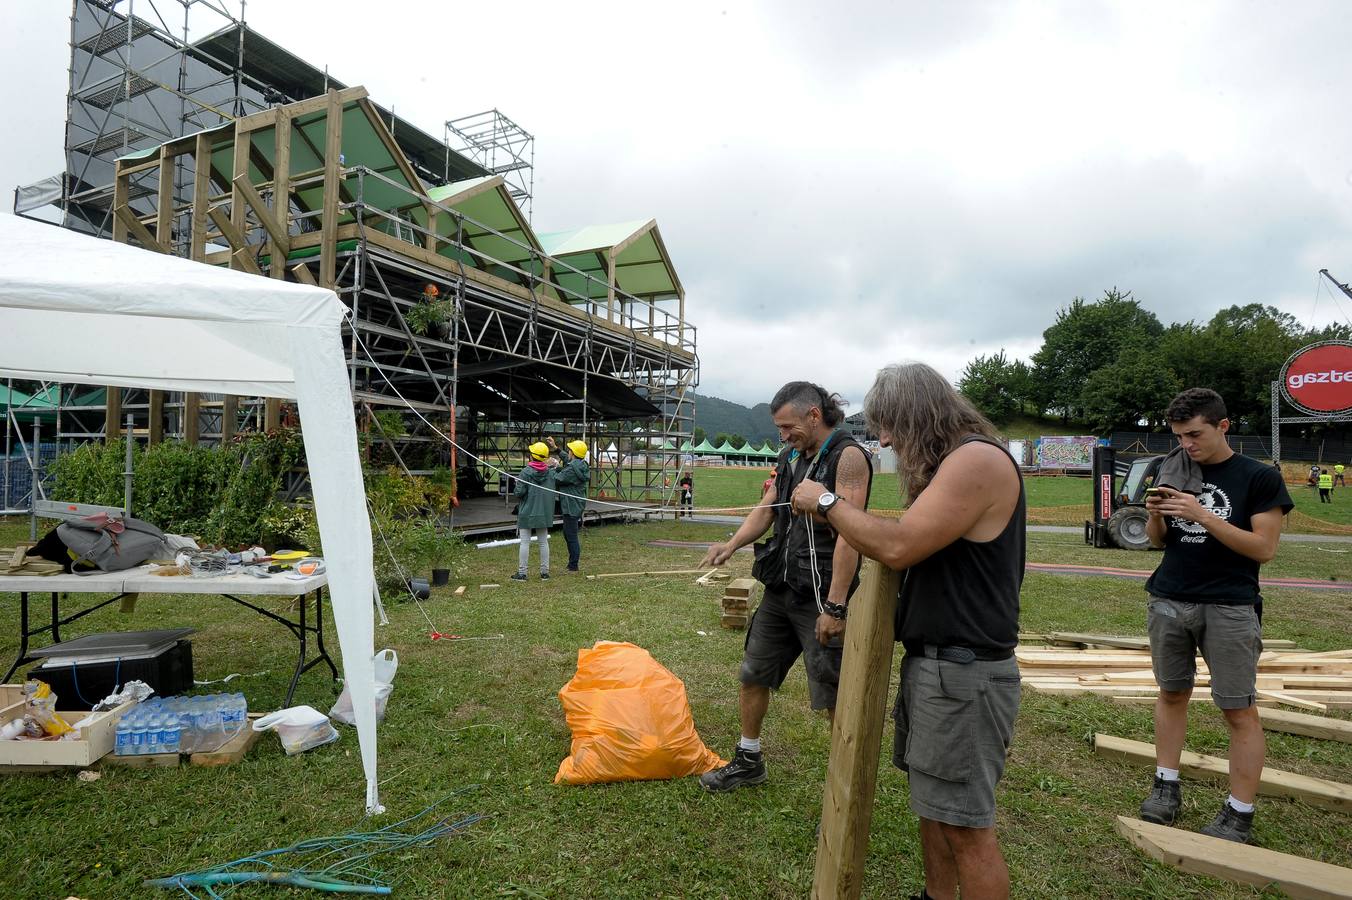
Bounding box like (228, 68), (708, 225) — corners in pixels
(512, 441), (556, 580)
(555, 439), (592, 571)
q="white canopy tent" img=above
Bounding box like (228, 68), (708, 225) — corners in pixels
(0, 214), (384, 813)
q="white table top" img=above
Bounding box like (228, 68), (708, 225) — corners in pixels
(0, 566), (327, 596)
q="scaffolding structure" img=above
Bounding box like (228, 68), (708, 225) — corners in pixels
(16, 0), (697, 507)
(445, 110), (535, 222)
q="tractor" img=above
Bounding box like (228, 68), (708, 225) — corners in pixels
(1083, 445), (1164, 550)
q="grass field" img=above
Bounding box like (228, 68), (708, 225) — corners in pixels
(689, 467), (1352, 534)
(0, 512), (1349, 898)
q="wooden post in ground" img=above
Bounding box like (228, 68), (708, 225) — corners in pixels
(812, 558), (901, 900)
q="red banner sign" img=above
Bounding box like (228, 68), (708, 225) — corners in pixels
(1280, 341), (1352, 415)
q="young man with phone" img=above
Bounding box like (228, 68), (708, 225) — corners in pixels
(1140, 388), (1292, 844)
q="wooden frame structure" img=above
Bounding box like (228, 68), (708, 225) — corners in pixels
(83, 87), (697, 503)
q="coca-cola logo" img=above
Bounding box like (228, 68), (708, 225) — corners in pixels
(1280, 341), (1352, 415)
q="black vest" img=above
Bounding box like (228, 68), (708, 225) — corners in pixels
(752, 431), (872, 603)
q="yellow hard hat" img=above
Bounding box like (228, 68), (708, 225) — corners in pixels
(528, 441), (550, 460)
(567, 440), (589, 459)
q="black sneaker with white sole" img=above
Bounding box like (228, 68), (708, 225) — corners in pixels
(1139, 776), (1182, 825)
(699, 747), (767, 792)
(1199, 801), (1254, 843)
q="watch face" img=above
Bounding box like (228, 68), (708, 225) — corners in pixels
(818, 492), (836, 507)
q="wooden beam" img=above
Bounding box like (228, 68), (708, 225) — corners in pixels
(114, 205), (169, 254)
(234, 85), (367, 133)
(1092, 733), (1352, 812)
(191, 133), (211, 262)
(584, 569), (709, 579)
(183, 393), (200, 444)
(220, 395), (238, 441)
(1258, 707), (1352, 744)
(1257, 689), (1328, 712)
(104, 387), (122, 445)
(148, 391), (164, 444)
(265, 399), (281, 432)
(229, 130), (252, 272)
(156, 146), (174, 247)
(271, 109), (291, 280)
(1115, 816), (1352, 899)
(206, 206), (263, 275)
(812, 559), (902, 900)
(111, 167), (129, 243)
(232, 174), (290, 256)
(319, 89), (343, 289)
(289, 263), (317, 286)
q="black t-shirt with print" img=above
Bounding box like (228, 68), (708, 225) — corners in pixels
(1144, 453), (1293, 604)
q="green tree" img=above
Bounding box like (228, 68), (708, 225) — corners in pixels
(712, 432), (729, 447)
(727, 433), (746, 449)
(1079, 345), (1181, 433)
(958, 350), (1029, 422)
(1031, 289), (1164, 420)
(692, 426), (707, 444)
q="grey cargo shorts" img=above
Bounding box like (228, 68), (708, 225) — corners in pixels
(1147, 597), (1262, 710)
(892, 652), (1021, 829)
(740, 585), (842, 710)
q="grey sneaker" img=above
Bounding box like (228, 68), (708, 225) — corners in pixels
(540, 572), (550, 580)
(510, 572), (528, 581)
(699, 747), (767, 792)
(1139, 776), (1182, 825)
(1200, 801), (1254, 843)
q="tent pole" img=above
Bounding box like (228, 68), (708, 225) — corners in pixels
(124, 413), (134, 517)
(3, 379), (10, 513)
(29, 417), (40, 541)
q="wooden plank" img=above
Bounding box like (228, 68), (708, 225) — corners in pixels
(229, 128), (253, 275)
(113, 205), (170, 254)
(191, 133), (211, 262)
(206, 206), (263, 275)
(1258, 689), (1327, 712)
(264, 398), (282, 431)
(1115, 816), (1352, 899)
(271, 109), (291, 279)
(585, 569), (709, 579)
(289, 262), (317, 286)
(453, 586), (466, 597)
(235, 85), (367, 133)
(233, 172), (290, 256)
(319, 88), (342, 289)
(812, 559), (902, 900)
(156, 146), (174, 247)
(1093, 733), (1352, 812)
(220, 395), (238, 441)
(148, 390), (164, 443)
(724, 578), (755, 598)
(105, 386), (122, 445)
(7, 546), (26, 572)
(111, 167), (129, 243)
(1258, 707), (1352, 744)
(102, 750), (180, 769)
(1049, 632), (1151, 650)
(183, 392), (200, 444)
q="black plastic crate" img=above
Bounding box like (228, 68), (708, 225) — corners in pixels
(29, 640), (194, 711)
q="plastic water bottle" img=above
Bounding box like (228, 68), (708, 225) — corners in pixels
(161, 712), (181, 755)
(221, 692), (247, 739)
(130, 713), (148, 755)
(144, 715), (162, 755)
(199, 698), (223, 753)
(114, 717), (133, 757)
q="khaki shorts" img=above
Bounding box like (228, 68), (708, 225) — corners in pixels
(892, 653), (1021, 829)
(1147, 597), (1261, 710)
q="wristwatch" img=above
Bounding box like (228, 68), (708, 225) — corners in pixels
(816, 491), (839, 517)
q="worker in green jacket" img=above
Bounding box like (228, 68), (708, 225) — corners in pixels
(1318, 469), (1334, 504)
(512, 441), (557, 580)
(1336, 463), (1346, 487)
(554, 439), (592, 572)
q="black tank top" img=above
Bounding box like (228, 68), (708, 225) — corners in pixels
(898, 435), (1024, 653)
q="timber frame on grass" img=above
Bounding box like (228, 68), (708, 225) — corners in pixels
(74, 86), (697, 505)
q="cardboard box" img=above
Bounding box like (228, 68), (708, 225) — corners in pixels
(0, 698), (132, 769)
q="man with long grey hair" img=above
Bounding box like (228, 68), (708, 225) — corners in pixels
(790, 362), (1024, 900)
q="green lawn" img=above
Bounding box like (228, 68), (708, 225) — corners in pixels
(0, 517), (1349, 898)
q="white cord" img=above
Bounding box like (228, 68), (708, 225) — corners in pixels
(347, 327), (791, 516)
(803, 511), (825, 615)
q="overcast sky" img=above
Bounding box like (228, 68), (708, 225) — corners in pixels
(6, 1), (1352, 408)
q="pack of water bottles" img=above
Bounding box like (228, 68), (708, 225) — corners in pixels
(113, 693), (249, 757)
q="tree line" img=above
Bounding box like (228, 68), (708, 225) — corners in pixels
(958, 289), (1352, 434)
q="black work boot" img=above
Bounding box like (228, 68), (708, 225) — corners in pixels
(1200, 801), (1255, 843)
(699, 747), (767, 792)
(1139, 776), (1182, 825)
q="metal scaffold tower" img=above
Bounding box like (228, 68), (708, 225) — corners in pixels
(445, 110), (535, 222)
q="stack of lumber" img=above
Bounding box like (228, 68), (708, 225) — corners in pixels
(1017, 638), (1352, 711)
(1, 543), (62, 577)
(720, 578), (756, 630)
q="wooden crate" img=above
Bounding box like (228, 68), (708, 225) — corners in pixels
(0, 699), (133, 770)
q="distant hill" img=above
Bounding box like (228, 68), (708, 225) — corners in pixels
(690, 392), (776, 443)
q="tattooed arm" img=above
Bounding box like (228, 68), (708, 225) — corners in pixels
(826, 445), (869, 605)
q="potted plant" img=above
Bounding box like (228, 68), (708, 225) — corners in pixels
(405, 283), (454, 338)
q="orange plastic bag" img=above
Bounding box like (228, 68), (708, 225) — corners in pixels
(554, 641), (726, 785)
